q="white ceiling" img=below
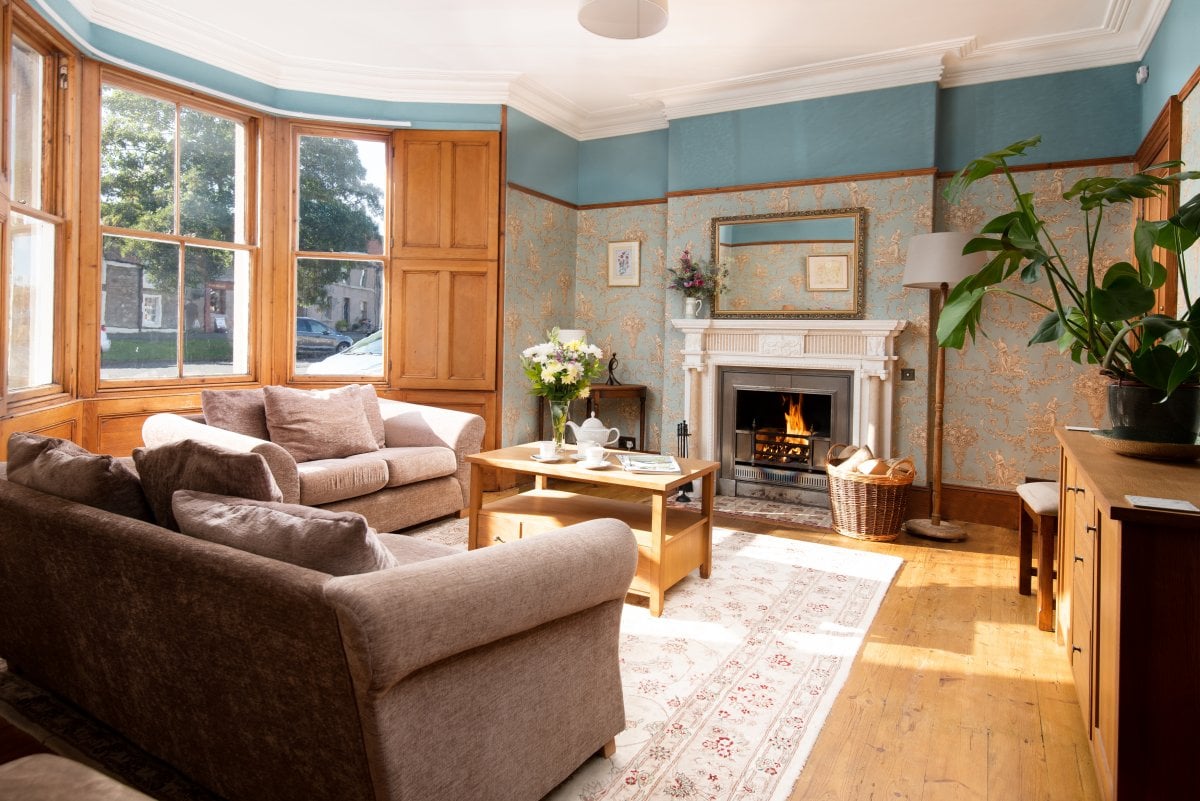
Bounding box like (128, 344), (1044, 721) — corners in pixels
(62, 0), (1168, 139)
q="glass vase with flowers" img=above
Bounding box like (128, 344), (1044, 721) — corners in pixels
(521, 329), (605, 452)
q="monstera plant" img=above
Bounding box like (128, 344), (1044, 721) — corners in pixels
(939, 136), (1200, 440)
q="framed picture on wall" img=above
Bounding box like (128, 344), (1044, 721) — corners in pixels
(806, 254), (851, 291)
(607, 241), (640, 287)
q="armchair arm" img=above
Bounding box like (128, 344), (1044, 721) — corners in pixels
(141, 413), (301, 503)
(324, 518), (637, 692)
(377, 399), (485, 505)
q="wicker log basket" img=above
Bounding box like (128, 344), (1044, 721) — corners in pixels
(826, 444), (916, 542)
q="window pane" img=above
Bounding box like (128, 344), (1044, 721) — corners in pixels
(100, 235), (180, 380)
(100, 87), (176, 234)
(6, 214), (57, 389)
(297, 136), (385, 254)
(183, 246), (249, 376)
(180, 107), (245, 243)
(295, 258), (383, 377)
(10, 37), (43, 209)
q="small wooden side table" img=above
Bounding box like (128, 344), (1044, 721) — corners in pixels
(538, 384), (648, 450)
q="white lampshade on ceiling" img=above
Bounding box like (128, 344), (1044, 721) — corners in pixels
(903, 232), (987, 289)
(578, 0), (669, 39)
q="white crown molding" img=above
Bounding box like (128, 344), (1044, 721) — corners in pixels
(639, 42), (962, 121)
(38, 0), (1175, 141)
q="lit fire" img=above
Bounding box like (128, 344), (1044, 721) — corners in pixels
(783, 397), (812, 441)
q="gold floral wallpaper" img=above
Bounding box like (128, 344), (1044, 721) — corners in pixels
(502, 159), (1151, 492)
(1182, 90), (1200, 316)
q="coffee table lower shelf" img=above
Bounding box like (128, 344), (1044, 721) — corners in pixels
(472, 488), (712, 616)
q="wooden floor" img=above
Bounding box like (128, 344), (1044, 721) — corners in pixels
(500, 478), (1100, 801)
(1, 482), (1100, 801)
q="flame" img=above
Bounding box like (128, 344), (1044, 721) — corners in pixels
(783, 397), (811, 438)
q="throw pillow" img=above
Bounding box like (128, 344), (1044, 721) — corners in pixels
(357, 384), (386, 448)
(132, 439), (283, 530)
(5, 432), (154, 521)
(172, 490), (398, 575)
(201, 388), (269, 440)
(262, 385), (379, 462)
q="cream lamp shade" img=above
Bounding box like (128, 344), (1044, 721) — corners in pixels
(578, 0), (669, 39)
(903, 232), (987, 289)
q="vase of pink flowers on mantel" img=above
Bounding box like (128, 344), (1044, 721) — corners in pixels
(668, 248), (728, 318)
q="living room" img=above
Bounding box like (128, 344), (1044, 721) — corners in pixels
(1, 0), (1198, 799)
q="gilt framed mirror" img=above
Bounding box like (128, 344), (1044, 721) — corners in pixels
(711, 207), (867, 319)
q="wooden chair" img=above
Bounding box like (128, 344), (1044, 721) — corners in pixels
(1016, 480), (1059, 632)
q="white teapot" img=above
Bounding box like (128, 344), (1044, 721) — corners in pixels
(567, 412), (620, 447)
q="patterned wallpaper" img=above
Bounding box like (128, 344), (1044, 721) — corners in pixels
(1182, 90), (1200, 317)
(933, 164), (1134, 487)
(501, 188), (578, 446)
(503, 163), (1143, 492)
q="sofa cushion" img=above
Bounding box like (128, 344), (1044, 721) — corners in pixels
(297, 457), (389, 505)
(347, 446), (458, 487)
(133, 439), (283, 530)
(357, 384), (386, 448)
(173, 490), (398, 576)
(5, 432), (153, 521)
(263, 385), (379, 462)
(201, 388), (269, 440)
(376, 531), (461, 564)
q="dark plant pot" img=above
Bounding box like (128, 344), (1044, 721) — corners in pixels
(1107, 381), (1200, 443)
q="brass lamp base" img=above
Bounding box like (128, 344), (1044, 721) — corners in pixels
(904, 518), (967, 543)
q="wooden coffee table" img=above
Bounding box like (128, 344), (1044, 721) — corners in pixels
(466, 444), (719, 616)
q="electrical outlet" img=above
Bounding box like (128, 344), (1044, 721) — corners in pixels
(900, 368), (916, 381)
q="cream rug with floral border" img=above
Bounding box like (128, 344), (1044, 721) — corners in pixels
(414, 518), (901, 801)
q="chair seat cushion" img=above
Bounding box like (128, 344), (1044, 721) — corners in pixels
(1016, 481), (1060, 516)
(297, 457), (389, 505)
(347, 446), (458, 488)
(377, 531), (461, 565)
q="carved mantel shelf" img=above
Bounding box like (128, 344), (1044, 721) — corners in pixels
(670, 318), (908, 460)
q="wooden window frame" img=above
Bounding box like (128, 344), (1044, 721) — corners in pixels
(89, 68), (262, 391)
(1, 2), (74, 414)
(285, 122), (391, 384)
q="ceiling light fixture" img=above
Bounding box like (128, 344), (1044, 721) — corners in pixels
(578, 0), (669, 40)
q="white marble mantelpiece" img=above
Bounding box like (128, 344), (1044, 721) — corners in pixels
(671, 318), (907, 460)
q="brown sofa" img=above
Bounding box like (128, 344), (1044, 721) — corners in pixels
(142, 395), (484, 532)
(0, 472), (638, 801)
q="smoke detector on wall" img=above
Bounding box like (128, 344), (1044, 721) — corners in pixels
(1135, 65), (1150, 85)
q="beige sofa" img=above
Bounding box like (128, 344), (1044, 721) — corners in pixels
(0, 471), (638, 801)
(143, 395), (484, 532)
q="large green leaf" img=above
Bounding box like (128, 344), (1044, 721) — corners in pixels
(1131, 344), (1182, 392)
(1028, 311), (1064, 345)
(943, 136), (1041, 204)
(936, 285), (987, 349)
(1165, 350), (1200, 396)
(1091, 276), (1155, 322)
(1101, 262), (1138, 288)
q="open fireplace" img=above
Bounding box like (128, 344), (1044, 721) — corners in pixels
(718, 367), (853, 506)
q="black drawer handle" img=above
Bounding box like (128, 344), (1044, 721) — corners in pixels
(1072, 645), (1083, 654)
(1086, 525), (1097, 534)
(1074, 555), (1084, 563)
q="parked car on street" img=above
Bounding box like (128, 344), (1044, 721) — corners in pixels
(307, 329), (383, 375)
(296, 316), (353, 358)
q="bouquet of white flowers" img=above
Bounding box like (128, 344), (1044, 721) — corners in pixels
(520, 328), (604, 403)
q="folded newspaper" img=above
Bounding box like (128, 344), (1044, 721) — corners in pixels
(616, 453), (681, 474)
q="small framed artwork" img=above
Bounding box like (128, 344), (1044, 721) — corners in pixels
(806, 254), (851, 291)
(607, 241), (640, 287)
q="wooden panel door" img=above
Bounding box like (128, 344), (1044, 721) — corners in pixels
(394, 260), (496, 390)
(393, 131), (499, 261)
(1135, 96), (1181, 316)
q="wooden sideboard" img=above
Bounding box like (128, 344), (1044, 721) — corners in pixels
(1054, 428), (1200, 801)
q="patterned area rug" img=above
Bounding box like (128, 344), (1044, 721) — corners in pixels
(668, 495), (834, 530)
(413, 519), (900, 800)
(0, 519), (898, 801)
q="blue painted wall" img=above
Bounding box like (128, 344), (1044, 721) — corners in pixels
(506, 110), (580, 205)
(578, 129), (668, 205)
(937, 65), (1141, 171)
(32, 0), (501, 129)
(667, 83), (938, 193)
(1140, 0), (1200, 135)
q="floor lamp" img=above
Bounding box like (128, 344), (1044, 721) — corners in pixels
(902, 232), (987, 542)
